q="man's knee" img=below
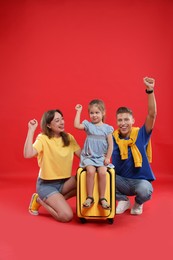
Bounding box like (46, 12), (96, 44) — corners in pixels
(136, 181), (153, 201)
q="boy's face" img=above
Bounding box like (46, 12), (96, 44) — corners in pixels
(116, 113), (135, 138)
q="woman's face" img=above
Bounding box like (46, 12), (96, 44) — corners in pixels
(47, 112), (65, 136)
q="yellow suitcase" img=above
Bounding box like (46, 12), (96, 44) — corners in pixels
(76, 167), (115, 224)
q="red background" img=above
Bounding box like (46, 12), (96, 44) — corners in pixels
(0, 1), (173, 260)
(1, 0), (172, 179)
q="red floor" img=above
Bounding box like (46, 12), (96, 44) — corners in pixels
(0, 172), (172, 260)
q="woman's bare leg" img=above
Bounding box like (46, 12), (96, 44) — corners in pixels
(37, 193), (73, 222)
(36, 176), (78, 222)
(62, 176), (77, 199)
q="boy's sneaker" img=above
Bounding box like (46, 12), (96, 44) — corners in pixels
(130, 202), (143, 215)
(29, 193), (41, 216)
(116, 200), (131, 214)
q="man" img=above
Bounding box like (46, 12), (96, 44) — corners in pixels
(112, 77), (157, 215)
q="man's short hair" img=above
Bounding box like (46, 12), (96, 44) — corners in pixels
(116, 107), (133, 116)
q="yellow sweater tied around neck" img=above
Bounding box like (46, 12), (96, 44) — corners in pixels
(113, 127), (152, 167)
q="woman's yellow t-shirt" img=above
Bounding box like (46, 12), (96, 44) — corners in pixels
(33, 133), (80, 180)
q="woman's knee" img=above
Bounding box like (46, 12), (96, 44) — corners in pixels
(56, 209), (74, 222)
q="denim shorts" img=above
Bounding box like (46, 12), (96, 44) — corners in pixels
(36, 177), (69, 201)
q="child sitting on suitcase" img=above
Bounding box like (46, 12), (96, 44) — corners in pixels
(74, 99), (114, 210)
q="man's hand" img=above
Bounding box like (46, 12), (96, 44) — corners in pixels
(143, 77), (155, 90)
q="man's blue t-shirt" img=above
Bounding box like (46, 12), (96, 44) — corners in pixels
(112, 125), (156, 181)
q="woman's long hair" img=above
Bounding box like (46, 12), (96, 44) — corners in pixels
(41, 109), (70, 146)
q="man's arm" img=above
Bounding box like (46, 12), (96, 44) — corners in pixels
(144, 77), (157, 133)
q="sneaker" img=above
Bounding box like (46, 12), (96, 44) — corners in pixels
(28, 193), (41, 216)
(116, 200), (131, 214)
(130, 202), (143, 215)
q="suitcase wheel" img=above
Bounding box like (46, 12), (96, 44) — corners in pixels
(107, 218), (114, 224)
(80, 218), (87, 224)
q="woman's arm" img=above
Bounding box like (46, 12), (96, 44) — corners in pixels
(23, 119), (38, 158)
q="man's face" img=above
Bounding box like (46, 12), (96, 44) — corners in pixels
(116, 113), (135, 138)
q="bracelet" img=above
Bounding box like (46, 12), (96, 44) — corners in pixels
(145, 89), (154, 94)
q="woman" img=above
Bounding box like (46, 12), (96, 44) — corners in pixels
(24, 109), (81, 222)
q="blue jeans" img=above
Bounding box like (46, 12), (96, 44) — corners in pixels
(116, 175), (153, 205)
